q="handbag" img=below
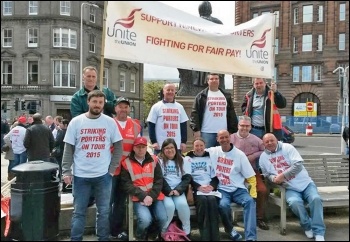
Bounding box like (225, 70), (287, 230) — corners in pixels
(186, 185), (194, 206)
(51, 146), (61, 157)
(1, 145), (10, 152)
(162, 221), (190, 241)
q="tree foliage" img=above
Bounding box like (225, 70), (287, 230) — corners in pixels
(143, 80), (166, 118)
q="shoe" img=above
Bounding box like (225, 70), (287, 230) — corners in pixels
(305, 229), (314, 239)
(229, 229), (242, 241)
(257, 219), (269, 230)
(315, 235), (325, 241)
(110, 232), (128, 241)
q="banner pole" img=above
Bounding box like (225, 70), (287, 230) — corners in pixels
(270, 12), (277, 132)
(99, 1), (108, 90)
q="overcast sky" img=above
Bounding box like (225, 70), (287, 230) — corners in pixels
(144, 1), (236, 88)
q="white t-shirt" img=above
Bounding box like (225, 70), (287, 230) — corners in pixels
(184, 155), (215, 186)
(159, 158), (191, 189)
(207, 146), (255, 192)
(147, 101), (188, 148)
(64, 113), (122, 178)
(259, 143), (312, 192)
(8, 126), (27, 154)
(201, 90), (227, 133)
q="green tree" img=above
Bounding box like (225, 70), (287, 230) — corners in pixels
(143, 80), (165, 118)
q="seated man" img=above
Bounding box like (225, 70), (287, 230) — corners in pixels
(231, 115), (269, 230)
(259, 133), (325, 241)
(207, 130), (257, 241)
(120, 137), (167, 240)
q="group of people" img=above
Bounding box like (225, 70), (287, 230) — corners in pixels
(2, 63), (327, 241)
(2, 113), (69, 181)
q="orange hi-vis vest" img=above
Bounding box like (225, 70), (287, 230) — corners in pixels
(113, 117), (141, 175)
(268, 90), (282, 130)
(122, 158), (165, 201)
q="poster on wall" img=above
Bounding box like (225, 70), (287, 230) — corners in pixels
(294, 103), (317, 117)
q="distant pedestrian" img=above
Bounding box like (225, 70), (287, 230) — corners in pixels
(62, 90), (123, 241)
(24, 113), (55, 162)
(6, 116), (27, 167)
(342, 125), (349, 155)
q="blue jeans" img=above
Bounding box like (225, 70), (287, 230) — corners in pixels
(250, 127), (265, 140)
(13, 151), (27, 169)
(218, 188), (257, 241)
(163, 194), (191, 234)
(133, 200), (168, 240)
(201, 132), (219, 148)
(71, 173), (112, 241)
(286, 182), (325, 236)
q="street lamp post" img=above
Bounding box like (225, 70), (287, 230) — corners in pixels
(333, 66), (349, 155)
(80, 2), (99, 89)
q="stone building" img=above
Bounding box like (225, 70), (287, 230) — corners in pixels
(234, 1), (349, 118)
(1, 1), (144, 122)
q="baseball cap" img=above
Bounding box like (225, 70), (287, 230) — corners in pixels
(18, 116), (27, 124)
(116, 97), (130, 106)
(134, 137), (147, 146)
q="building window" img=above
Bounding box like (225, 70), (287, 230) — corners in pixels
(60, 1), (70, 16)
(120, 71), (125, 91)
(317, 5), (323, 22)
(339, 3), (346, 21)
(302, 66), (312, 82)
(53, 60), (77, 87)
(274, 11), (279, 27)
(293, 65), (322, 82)
(89, 6), (96, 23)
(302, 34), (312, 52)
(1, 61), (12, 85)
(2, 28), (13, 47)
(252, 13), (258, 19)
(3, 1), (12, 16)
(28, 28), (38, 47)
(29, 1), (38, 15)
(53, 28), (77, 49)
(303, 5), (313, 23)
(293, 37), (298, 53)
(293, 7), (299, 25)
(316, 34), (323, 51)
(313, 65), (322, 82)
(292, 66), (299, 82)
(130, 73), (136, 92)
(28, 61), (39, 84)
(339, 33), (345, 50)
(103, 68), (108, 88)
(275, 39), (279, 54)
(89, 34), (95, 53)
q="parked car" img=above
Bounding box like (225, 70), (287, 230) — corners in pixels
(329, 124), (341, 134)
(282, 125), (295, 144)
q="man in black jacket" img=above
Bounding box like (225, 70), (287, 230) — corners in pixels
(24, 113), (55, 162)
(190, 73), (238, 148)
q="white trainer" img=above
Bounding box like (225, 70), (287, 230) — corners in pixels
(315, 235), (325, 241)
(305, 229), (314, 239)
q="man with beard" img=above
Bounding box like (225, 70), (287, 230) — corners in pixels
(62, 90), (123, 241)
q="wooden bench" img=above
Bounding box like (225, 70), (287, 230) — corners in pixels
(127, 199), (243, 241)
(266, 154), (349, 235)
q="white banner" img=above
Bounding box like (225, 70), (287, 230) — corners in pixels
(104, 1), (276, 79)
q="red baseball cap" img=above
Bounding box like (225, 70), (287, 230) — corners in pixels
(134, 137), (147, 146)
(18, 116), (27, 124)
